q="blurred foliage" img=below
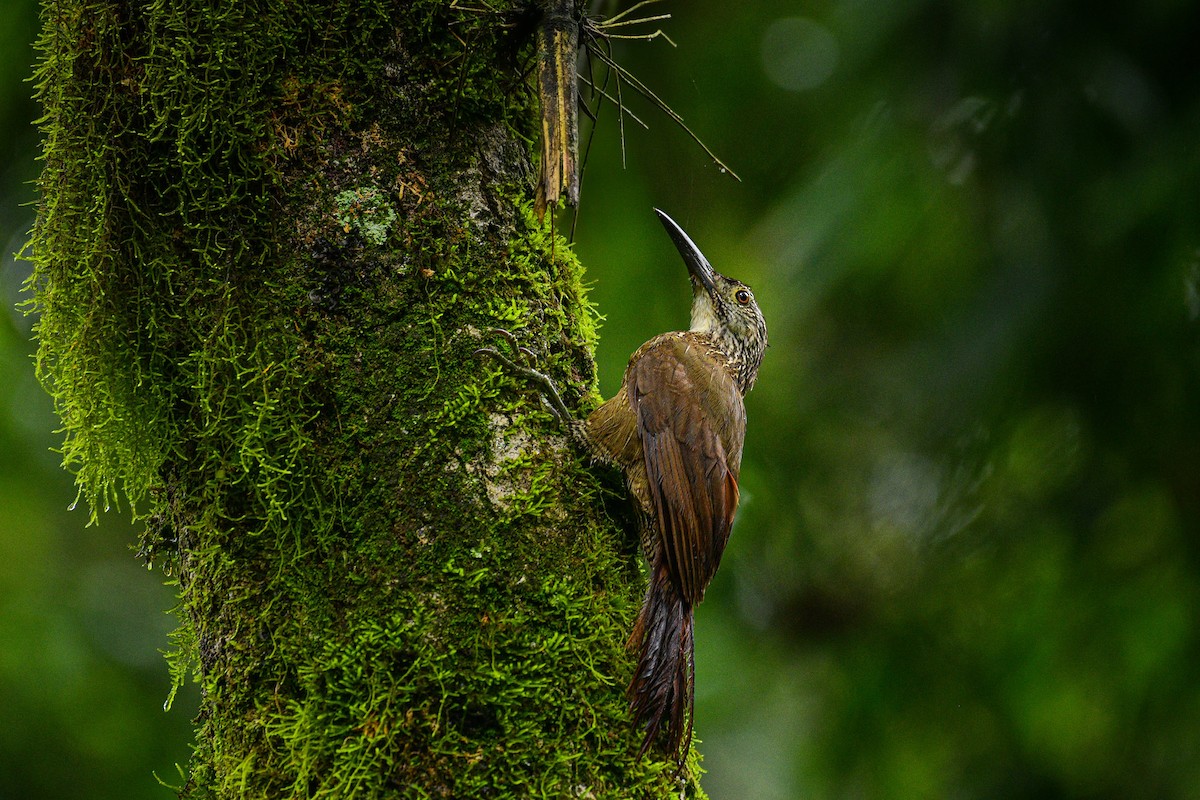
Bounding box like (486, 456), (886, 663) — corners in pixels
(1, 1), (196, 798)
(3, 0), (1199, 798)
(573, 1), (1200, 798)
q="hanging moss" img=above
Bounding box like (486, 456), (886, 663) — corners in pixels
(27, 0), (706, 796)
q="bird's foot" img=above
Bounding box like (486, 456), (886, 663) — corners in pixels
(475, 328), (575, 427)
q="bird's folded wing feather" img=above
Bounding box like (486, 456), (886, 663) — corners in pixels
(630, 337), (745, 604)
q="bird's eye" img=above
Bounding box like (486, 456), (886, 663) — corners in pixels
(735, 289), (751, 305)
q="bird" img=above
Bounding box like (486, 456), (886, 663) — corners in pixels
(477, 208), (768, 762)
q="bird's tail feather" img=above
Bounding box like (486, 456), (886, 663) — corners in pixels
(627, 561), (694, 761)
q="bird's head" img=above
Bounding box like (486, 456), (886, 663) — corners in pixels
(655, 208), (769, 392)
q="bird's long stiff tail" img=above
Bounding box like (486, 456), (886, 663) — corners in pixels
(627, 559), (695, 761)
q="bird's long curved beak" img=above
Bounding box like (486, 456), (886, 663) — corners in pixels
(655, 208), (716, 293)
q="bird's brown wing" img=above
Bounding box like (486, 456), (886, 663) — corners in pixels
(629, 335), (746, 605)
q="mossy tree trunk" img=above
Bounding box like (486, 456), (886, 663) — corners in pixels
(28, 1), (700, 796)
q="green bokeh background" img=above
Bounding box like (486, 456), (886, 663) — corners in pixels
(2, 1), (1198, 798)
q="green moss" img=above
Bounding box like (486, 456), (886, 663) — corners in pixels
(26, 0), (706, 796)
(252, 579), (661, 798)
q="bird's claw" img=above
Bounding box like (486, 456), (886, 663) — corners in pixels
(493, 328), (533, 364)
(475, 328), (575, 426)
(476, 328), (542, 369)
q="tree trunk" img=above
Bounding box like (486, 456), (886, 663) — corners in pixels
(28, 1), (701, 796)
